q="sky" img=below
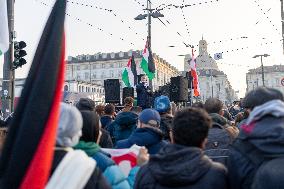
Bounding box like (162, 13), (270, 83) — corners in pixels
(1, 0), (283, 98)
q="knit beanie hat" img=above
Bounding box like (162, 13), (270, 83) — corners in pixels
(57, 103), (83, 147)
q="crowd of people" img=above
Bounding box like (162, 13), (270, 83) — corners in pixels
(1, 86), (284, 189)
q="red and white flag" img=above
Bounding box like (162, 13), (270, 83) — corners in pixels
(189, 49), (200, 97)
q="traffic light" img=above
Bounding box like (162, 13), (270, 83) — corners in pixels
(13, 41), (27, 70)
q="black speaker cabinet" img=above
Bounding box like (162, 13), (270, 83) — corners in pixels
(170, 76), (189, 102)
(104, 79), (120, 103)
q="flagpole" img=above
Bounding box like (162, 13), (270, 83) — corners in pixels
(2, 0), (14, 117)
(147, 0), (153, 91)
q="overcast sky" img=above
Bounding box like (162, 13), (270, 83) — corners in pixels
(1, 0), (283, 97)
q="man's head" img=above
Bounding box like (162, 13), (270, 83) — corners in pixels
(140, 74), (147, 83)
(95, 104), (105, 117)
(138, 108), (161, 128)
(124, 97), (134, 108)
(154, 95), (171, 114)
(104, 104), (115, 116)
(57, 103), (83, 147)
(172, 107), (211, 148)
(204, 98), (223, 115)
(76, 98), (95, 111)
(80, 110), (102, 144)
(242, 87), (284, 110)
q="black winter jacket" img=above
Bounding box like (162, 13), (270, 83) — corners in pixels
(134, 144), (228, 189)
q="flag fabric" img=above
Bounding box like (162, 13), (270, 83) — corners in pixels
(189, 49), (200, 97)
(122, 55), (138, 87)
(0, 0), (9, 55)
(214, 52), (223, 60)
(0, 0), (66, 188)
(141, 41), (155, 80)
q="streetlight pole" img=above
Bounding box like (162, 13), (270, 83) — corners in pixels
(281, 0), (284, 54)
(2, 0), (15, 117)
(253, 54), (270, 87)
(134, 0), (164, 91)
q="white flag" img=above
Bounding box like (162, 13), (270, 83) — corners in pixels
(0, 0), (9, 55)
(214, 53), (223, 60)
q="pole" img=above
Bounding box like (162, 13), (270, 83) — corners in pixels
(210, 70), (214, 98)
(261, 55), (265, 86)
(147, 0), (153, 90)
(281, 0), (284, 54)
(2, 0), (14, 117)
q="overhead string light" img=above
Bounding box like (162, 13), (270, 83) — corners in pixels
(180, 0), (191, 43)
(35, 0), (136, 46)
(156, 0), (219, 11)
(66, 0), (145, 41)
(253, 0), (281, 36)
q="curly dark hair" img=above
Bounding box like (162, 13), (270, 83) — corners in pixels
(173, 107), (212, 147)
(104, 104), (115, 115)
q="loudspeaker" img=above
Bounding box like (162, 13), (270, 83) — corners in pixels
(170, 76), (188, 102)
(123, 87), (134, 100)
(104, 79), (120, 103)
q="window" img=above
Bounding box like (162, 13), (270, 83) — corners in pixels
(110, 52), (115, 58)
(109, 63), (114, 68)
(110, 70), (114, 78)
(102, 63), (105, 68)
(77, 65), (80, 70)
(92, 73), (97, 79)
(85, 72), (89, 80)
(92, 64), (96, 69)
(83, 65), (89, 70)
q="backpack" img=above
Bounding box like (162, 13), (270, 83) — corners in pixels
(205, 123), (232, 166)
(231, 139), (284, 189)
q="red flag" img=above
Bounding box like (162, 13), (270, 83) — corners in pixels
(0, 0), (66, 188)
(189, 49), (200, 97)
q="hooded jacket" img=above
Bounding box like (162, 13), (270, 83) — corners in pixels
(74, 141), (131, 189)
(159, 114), (173, 141)
(134, 144), (228, 189)
(100, 115), (113, 129)
(228, 100), (284, 189)
(116, 127), (168, 155)
(106, 112), (138, 144)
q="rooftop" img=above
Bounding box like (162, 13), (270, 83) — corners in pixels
(247, 65), (284, 74)
(67, 50), (179, 72)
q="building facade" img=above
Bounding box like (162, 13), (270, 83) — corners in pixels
(246, 65), (284, 94)
(66, 50), (179, 91)
(64, 80), (105, 104)
(183, 38), (238, 104)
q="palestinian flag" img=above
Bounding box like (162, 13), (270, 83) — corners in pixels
(141, 41), (155, 80)
(189, 48), (200, 97)
(122, 55), (138, 87)
(0, 0), (66, 188)
(0, 0), (9, 55)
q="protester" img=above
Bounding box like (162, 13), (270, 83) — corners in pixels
(130, 106), (142, 115)
(51, 103), (111, 189)
(121, 97), (135, 112)
(136, 74), (153, 109)
(234, 112), (244, 127)
(95, 104), (105, 117)
(134, 107), (228, 189)
(76, 99), (113, 149)
(154, 95), (173, 141)
(106, 109), (138, 145)
(170, 102), (177, 115)
(192, 101), (204, 109)
(236, 108), (250, 128)
(73, 110), (131, 189)
(116, 109), (167, 155)
(204, 98), (239, 165)
(100, 104), (115, 129)
(76, 98), (96, 111)
(229, 101), (241, 118)
(228, 87), (284, 189)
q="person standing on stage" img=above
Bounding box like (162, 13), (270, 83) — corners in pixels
(136, 74), (152, 109)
